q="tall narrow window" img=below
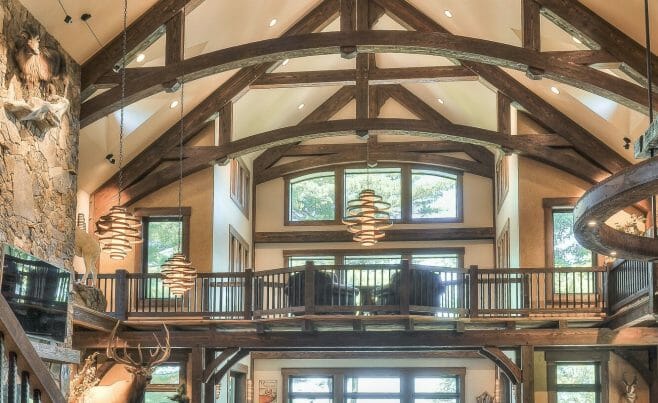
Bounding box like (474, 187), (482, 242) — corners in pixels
(497, 219), (511, 268)
(495, 155), (509, 211)
(411, 169), (459, 220)
(230, 159), (250, 217)
(551, 209), (593, 268)
(288, 171), (336, 223)
(229, 226), (249, 273)
(345, 167), (402, 219)
(546, 351), (608, 403)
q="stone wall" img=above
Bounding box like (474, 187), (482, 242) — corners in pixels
(0, 0), (80, 269)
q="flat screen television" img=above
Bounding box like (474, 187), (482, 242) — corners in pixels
(0, 244), (70, 342)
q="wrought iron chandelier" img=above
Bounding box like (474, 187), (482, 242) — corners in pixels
(161, 5), (197, 296)
(342, 139), (393, 246)
(94, 0), (141, 260)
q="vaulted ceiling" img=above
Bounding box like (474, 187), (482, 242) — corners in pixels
(19, 0), (656, 201)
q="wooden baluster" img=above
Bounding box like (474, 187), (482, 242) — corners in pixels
(399, 260), (411, 315)
(20, 372), (29, 403)
(115, 269), (128, 320)
(32, 389), (40, 403)
(8, 352), (17, 403)
(469, 265), (479, 318)
(305, 261), (316, 315)
(244, 270), (253, 320)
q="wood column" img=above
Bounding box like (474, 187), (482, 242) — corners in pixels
(204, 349), (215, 403)
(650, 346), (658, 403)
(190, 347), (205, 403)
(521, 345), (535, 403)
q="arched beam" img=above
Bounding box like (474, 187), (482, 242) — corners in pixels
(574, 156), (658, 260)
(479, 346), (523, 385)
(80, 30), (652, 127)
(212, 349), (250, 384)
(119, 118), (608, 208)
(202, 347), (238, 383)
(254, 150), (492, 184)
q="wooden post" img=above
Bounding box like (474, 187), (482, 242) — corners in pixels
(190, 347), (205, 403)
(204, 349), (215, 403)
(21, 371), (30, 403)
(649, 261), (656, 315)
(304, 261), (316, 315)
(399, 259), (411, 315)
(521, 345), (535, 403)
(115, 269), (129, 320)
(469, 265), (479, 318)
(244, 269), (253, 320)
(649, 346), (658, 403)
(8, 351), (17, 403)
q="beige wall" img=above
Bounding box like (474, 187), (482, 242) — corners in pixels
(518, 157), (590, 267)
(495, 152), (521, 268)
(255, 172), (495, 270)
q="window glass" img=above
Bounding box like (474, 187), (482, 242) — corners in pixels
(554, 363), (599, 403)
(555, 392), (596, 403)
(290, 377), (333, 393)
(288, 256), (336, 267)
(411, 255), (459, 268)
(345, 377), (400, 393)
(556, 365), (596, 385)
(145, 219), (182, 273)
(552, 210), (593, 267)
(151, 365), (180, 384)
(289, 172), (336, 221)
(345, 168), (402, 219)
(414, 377), (458, 393)
(144, 391), (176, 402)
(412, 170), (457, 219)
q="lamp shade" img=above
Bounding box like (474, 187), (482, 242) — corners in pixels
(95, 206), (142, 260)
(342, 189), (393, 246)
(161, 253), (197, 296)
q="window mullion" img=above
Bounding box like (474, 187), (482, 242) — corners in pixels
(402, 165), (412, 223)
(336, 168), (344, 224)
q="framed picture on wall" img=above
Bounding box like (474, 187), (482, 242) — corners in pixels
(259, 380), (277, 403)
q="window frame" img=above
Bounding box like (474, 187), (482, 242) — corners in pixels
(144, 362), (187, 402)
(134, 207), (191, 275)
(229, 225), (250, 273)
(543, 198), (595, 269)
(283, 248), (466, 268)
(230, 158), (251, 218)
(495, 155), (509, 213)
(496, 219), (511, 269)
(282, 367), (465, 403)
(545, 351), (608, 403)
(284, 164), (464, 226)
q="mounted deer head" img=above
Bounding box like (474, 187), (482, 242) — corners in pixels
(622, 373), (638, 403)
(101, 322), (171, 403)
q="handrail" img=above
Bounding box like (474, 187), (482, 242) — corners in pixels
(0, 293), (65, 403)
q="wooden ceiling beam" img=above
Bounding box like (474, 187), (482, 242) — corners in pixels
(280, 141), (487, 157)
(79, 30), (655, 127)
(522, 0), (541, 52)
(373, 0), (630, 174)
(255, 227), (495, 243)
(534, 0), (658, 86)
(81, 0), (200, 92)
(255, 150), (492, 184)
(165, 11), (185, 66)
(90, 0), (340, 218)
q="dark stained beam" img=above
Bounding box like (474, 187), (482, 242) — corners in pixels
(522, 0), (541, 52)
(356, 53), (370, 121)
(165, 11), (185, 65)
(217, 103), (232, 146)
(497, 92), (512, 135)
(80, 30), (655, 127)
(278, 141), (485, 156)
(373, 0), (630, 174)
(479, 347), (522, 385)
(255, 227), (495, 243)
(255, 150), (492, 184)
(513, 134), (570, 147)
(81, 0), (198, 91)
(521, 345), (535, 403)
(73, 327), (658, 349)
(91, 0), (340, 218)
(202, 348), (238, 383)
(535, 0), (658, 85)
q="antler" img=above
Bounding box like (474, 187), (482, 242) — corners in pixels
(105, 322), (171, 369)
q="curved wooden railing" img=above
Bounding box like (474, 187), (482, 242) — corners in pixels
(0, 293), (66, 403)
(608, 259), (654, 314)
(84, 263), (610, 320)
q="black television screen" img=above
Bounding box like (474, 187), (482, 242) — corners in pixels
(0, 244), (70, 342)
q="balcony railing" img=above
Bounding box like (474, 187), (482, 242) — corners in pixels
(83, 262), (611, 321)
(608, 259), (653, 314)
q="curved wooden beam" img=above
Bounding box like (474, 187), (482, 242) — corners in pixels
(479, 346), (523, 385)
(212, 348), (250, 383)
(80, 30), (652, 127)
(254, 150), (492, 184)
(120, 118), (607, 207)
(202, 347), (238, 383)
(574, 156), (658, 260)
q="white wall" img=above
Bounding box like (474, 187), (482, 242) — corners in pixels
(252, 357), (496, 402)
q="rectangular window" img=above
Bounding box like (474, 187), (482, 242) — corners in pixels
(413, 375), (461, 402)
(287, 256), (337, 267)
(496, 219), (511, 269)
(229, 226), (249, 273)
(551, 210), (593, 268)
(495, 155), (509, 211)
(288, 171), (336, 223)
(411, 169), (458, 220)
(288, 376), (333, 402)
(345, 167), (402, 220)
(230, 159), (250, 217)
(554, 364), (601, 403)
(144, 364), (183, 402)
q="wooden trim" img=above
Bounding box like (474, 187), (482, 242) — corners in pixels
(230, 158), (250, 218)
(251, 350), (481, 360)
(479, 346), (522, 385)
(256, 227), (495, 243)
(495, 155), (509, 213)
(229, 225), (250, 272)
(137, 207), (191, 274)
(282, 247), (466, 268)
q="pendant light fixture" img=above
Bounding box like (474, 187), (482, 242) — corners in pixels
(342, 139), (393, 246)
(95, 0), (142, 260)
(161, 7), (197, 297)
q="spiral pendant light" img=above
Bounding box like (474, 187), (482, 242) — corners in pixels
(94, 0), (141, 260)
(342, 140), (393, 246)
(161, 5), (197, 296)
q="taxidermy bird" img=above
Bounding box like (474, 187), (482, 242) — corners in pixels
(14, 26), (64, 94)
(169, 384), (190, 403)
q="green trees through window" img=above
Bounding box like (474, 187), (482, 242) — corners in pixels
(552, 210), (593, 268)
(289, 172), (336, 222)
(345, 168), (402, 219)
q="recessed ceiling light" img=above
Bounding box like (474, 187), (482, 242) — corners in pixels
(437, 98), (445, 104)
(444, 10), (453, 18)
(550, 86), (560, 95)
(587, 220), (597, 227)
(610, 251), (617, 257)
(170, 100), (179, 109)
(572, 36), (582, 44)
(281, 59), (290, 66)
(297, 103), (305, 110)
(136, 53), (146, 63)
(269, 18), (278, 27)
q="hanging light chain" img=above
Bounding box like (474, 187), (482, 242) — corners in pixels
(178, 4), (186, 253)
(117, 0), (128, 206)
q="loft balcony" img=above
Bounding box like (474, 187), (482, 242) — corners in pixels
(73, 260), (657, 333)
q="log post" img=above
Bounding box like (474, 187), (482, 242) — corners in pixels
(304, 261), (316, 315)
(521, 345), (535, 403)
(114, 269), (129, 320)
(244, 269), (253, 320)
(399, 259), (411, 315)
(469, 265), (479, 318)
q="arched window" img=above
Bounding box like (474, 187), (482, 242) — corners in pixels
(286, 165), (463, 224)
